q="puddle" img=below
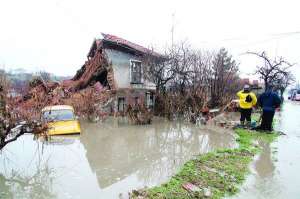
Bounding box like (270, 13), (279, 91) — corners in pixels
(0, 117), (235, 199)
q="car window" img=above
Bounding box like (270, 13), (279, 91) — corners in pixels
(42, 109), (75, 122)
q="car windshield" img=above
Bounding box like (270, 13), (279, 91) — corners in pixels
(42, 109), (75, 122)
(297, 90), (300, 94)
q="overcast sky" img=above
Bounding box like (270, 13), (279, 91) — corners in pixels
(0, 0), (299, 82)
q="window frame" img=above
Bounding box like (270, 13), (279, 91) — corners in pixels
(117, 97), (126, 112)
(145, 92), (154, 109)
(130, 59), (142, 84)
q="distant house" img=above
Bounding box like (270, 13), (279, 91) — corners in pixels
(240, 78), (263, 95)
(73, 33), (165, 114)
(241, 78), (250, 85)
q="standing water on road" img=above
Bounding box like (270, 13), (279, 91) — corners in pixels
(231, 101), (300, 199)
(0, 117), (235, 199)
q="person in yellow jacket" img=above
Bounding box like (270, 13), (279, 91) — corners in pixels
(237, 84), (257, 126)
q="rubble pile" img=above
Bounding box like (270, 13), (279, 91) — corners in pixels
(67, 50), (116, 91)
(207, 111), (241, 128)
(19, 49), (116, 119)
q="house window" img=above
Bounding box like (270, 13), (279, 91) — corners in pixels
(145, 92), (154, 108)
(130, 60), (142, 84)
(118, 97), (125, 112)
(134, 97), (139, 105)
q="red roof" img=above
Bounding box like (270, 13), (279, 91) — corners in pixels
(101, 33), (162, 57)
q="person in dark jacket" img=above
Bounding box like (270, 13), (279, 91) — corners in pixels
(257, 87), (281, 131)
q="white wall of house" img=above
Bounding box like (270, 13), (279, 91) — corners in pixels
(105, 49), (132, 88)
(104, 48), (156, 113)
(104, 48), (155, 90)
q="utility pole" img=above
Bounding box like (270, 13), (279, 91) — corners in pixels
(171, 12), (175, 49)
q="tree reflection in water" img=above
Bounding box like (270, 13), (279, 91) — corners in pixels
(135, 122), (235, 185)
(0, 118), (235, 199)
(0, 135), (57, 199)
(80, 118), (235, 189)
(0, 163), (55, 199)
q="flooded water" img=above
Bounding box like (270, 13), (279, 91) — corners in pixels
(231, 101), (300, 199)
(0, 117), (235, 199)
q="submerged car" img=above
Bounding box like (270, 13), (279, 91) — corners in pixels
(42, 105), (81, 136)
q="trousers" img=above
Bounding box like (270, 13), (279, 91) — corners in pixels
(260, 110), (275, 131)
(240, 108), (252, 122)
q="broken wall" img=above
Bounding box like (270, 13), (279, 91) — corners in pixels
(66, 48), (116, 91)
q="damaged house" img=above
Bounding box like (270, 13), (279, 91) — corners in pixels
(72, 33), (164, 114)
(20, 33), (164, 121)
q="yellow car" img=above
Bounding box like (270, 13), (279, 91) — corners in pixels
(41, 105), (81, 136)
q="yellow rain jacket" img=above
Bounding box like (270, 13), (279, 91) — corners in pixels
(237, 90), (257, 109)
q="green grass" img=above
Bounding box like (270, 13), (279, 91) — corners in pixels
(130, 129), (279, 199)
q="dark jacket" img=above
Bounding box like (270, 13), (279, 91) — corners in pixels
(258, 91), (281, 112)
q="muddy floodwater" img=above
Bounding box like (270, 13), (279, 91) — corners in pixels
(0, 117), (235, 199)
(230, 101), (300, 199)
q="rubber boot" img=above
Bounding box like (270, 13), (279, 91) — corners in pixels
(240, 121), (245, 128)
(245, 121), (251, 129)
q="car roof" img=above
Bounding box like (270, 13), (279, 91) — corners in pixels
(42, 105), (74, 112)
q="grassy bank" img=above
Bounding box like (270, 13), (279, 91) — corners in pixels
(130, 129), (278, 199)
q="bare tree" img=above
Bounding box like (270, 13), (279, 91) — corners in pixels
(0, 72), (47, 150)
(247, 51), (294, 92)
(37, 71), (52, 82)
(147, 43), (240, 121)
(272, 71), (295, 99)
(143, 54), (174, 93)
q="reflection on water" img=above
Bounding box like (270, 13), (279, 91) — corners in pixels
(0, 164), (55, 199)
(230, 101), (300, 199)
(0, 117), (235, 199)
(254, 141), (275, 179)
